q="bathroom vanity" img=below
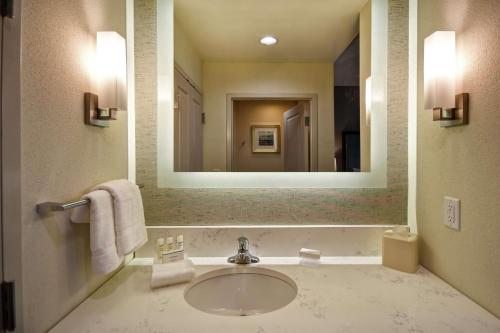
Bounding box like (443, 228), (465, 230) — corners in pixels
(4, 0), (499, 330)
(50, 262), (500, 332)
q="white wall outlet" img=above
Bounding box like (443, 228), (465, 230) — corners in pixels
(444, 197), (460, 231)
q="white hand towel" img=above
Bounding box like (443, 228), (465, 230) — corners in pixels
(71, 190), (123, 274)
(95, 179), (148, 256)
(150, 260), (195, 289)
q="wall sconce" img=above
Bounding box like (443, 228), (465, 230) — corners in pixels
(84, 31), (127, 127)
(424, 31), (468, 127)
(365, 76), (372, 127)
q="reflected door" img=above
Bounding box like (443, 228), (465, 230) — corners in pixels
(174, 69), (203, 172)
(284, 102), (310, 172)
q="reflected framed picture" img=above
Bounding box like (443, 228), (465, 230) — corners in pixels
(251, 125), (281, 153)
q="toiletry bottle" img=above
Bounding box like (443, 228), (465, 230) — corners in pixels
(156, 238), (165, 263)
(166, 236), (175, 254)
(176, 234), (184, 251)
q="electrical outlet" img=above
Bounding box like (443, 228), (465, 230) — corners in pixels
(444, 197), (460, 230)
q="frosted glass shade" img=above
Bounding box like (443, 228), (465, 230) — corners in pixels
(96, 31), (127, 111)
(424, 31), (456, 110)
(365, 76), (372, 126)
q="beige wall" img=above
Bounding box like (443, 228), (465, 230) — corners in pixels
(233, 100), (298, 172)
(20, 0), (127, 331)
(136, 0), (408, 226)
(359, 0), (372, 172)
(202, 62), (334, 172)
(174, 18), (202, 88)
(417, 0), (500, 318)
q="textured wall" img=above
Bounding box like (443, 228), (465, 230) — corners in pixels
(20, 0), (128, 331)
(417, 0), (500, 318)
(136, 0), (408, 226)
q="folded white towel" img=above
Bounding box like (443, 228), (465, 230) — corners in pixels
(94, 180), (148, 256)
(71, 190), (123, 274)
(150, 260), (195, 289)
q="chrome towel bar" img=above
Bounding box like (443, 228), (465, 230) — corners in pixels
(36, 184), (144, 214)
(37, 200), (90, 214)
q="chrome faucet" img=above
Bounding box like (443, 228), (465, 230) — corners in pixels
(227, 236), (260, 264)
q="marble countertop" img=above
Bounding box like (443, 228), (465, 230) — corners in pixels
(51, 261), (500, 333)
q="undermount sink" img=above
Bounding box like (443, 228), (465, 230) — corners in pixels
(184, 267), (298, 316)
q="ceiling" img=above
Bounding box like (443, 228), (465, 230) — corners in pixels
(174, 0), (369, 62)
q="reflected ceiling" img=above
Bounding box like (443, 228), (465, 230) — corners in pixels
(174, 0), (368, 62)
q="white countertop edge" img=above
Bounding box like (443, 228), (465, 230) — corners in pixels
(146, 225), (395, 229)
(129, 256), (382, 266)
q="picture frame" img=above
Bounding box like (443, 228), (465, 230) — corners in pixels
(251, 125), (281, 153)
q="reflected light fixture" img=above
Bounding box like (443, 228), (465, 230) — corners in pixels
(84, 31), (127, 127)
(260, 36), (278, 46)
(365, 76), (372, 126)
(424, 31), (468, 127)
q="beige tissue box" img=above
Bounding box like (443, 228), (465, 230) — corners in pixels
(382, 230), (419, 273)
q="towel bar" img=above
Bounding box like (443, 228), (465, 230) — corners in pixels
(36, 184), (144, 214)
(37, 199), (90, 214)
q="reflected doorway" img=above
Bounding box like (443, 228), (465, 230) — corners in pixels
(226, 96), (319, 172)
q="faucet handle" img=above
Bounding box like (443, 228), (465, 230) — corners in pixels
(237, 236), (249, 251)
(250, 254), (260, 263)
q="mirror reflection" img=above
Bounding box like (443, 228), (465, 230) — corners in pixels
(173, 0), (373, 172)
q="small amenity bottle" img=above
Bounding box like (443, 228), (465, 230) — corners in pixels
(155, 238), (165, 263)
(176, 234), (184, 251)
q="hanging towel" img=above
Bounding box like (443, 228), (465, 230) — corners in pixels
(94, 179), (148, 256)
(71, 190), (123, 274)
(150, 260), (195, 289)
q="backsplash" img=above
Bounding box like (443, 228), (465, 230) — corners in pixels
(135, 226), (392, 258)
(135, 0), (408, 226)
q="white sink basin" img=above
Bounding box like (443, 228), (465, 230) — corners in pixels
(184, 267), (298, 316)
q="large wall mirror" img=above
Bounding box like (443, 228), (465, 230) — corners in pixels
(132, 0), (389, 188)
(131, 0), (410, 225)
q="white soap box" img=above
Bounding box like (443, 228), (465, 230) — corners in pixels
(299, 248), (321, 260)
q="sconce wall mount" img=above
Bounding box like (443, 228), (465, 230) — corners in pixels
(84, 92), (119, 128)
(433, 93), (469, 128)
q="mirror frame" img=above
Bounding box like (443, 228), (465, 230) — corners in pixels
(130, 0), (388, 188)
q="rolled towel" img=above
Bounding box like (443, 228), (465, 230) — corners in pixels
(151, 259), (195, 289)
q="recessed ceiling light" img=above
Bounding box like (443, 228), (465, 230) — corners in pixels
(260, 36), (278, 46)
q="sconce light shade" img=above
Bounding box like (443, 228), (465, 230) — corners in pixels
(424, 31), (456, 110)
(365, 76), (372, 126)
(96, 31), (127, 111)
